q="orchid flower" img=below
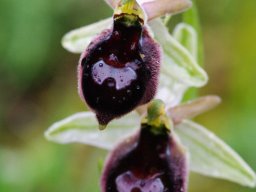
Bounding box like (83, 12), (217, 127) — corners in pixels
(44, 0), (256, 190)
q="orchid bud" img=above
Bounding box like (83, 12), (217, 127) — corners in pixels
(101, 100), (188, 192)
(78, 0), (161, 127)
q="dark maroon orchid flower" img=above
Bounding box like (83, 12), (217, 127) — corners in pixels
(78, 2), (161, 128)
(101, 100), (188, 192)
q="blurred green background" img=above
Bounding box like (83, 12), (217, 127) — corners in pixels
(0, 0), (255, 191)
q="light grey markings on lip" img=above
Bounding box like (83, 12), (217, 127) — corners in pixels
(92, 60), (137, 90)
(116, 171), (164, 192)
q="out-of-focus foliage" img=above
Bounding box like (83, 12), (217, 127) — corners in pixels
(0, 0), (255, 191)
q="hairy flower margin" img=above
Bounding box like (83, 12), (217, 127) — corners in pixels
(45, 0), (256, 190)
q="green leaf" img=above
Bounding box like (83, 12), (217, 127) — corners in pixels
(61, 18), (112, 54)
(175, 120), (256, 187)
(45, 111), (140, 150)
(149, 19), (208, 87)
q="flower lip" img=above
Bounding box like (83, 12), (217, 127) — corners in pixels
(101, 100), (188, 192)
(101, 123), (188, 192)
(78, 13), (161, 127)
(116, 171), (164, 192)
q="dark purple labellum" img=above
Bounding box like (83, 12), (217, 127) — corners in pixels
(101, 125), (188, 192)
(78, 14), (161, 126)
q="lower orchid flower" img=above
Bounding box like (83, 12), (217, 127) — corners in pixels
(101, 100), (188, 192)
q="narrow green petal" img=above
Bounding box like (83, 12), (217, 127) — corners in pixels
(44, 111), (140, 150)
(173, 23), (198, 59)
(61, 18), (112, 53)
(182, 2), (204, 66)
(175, 120), (256, 187)
(149, 19), (208, 87)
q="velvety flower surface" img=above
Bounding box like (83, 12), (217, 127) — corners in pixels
(78, 5), (161, 127)
(101, 101), (188, 192)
